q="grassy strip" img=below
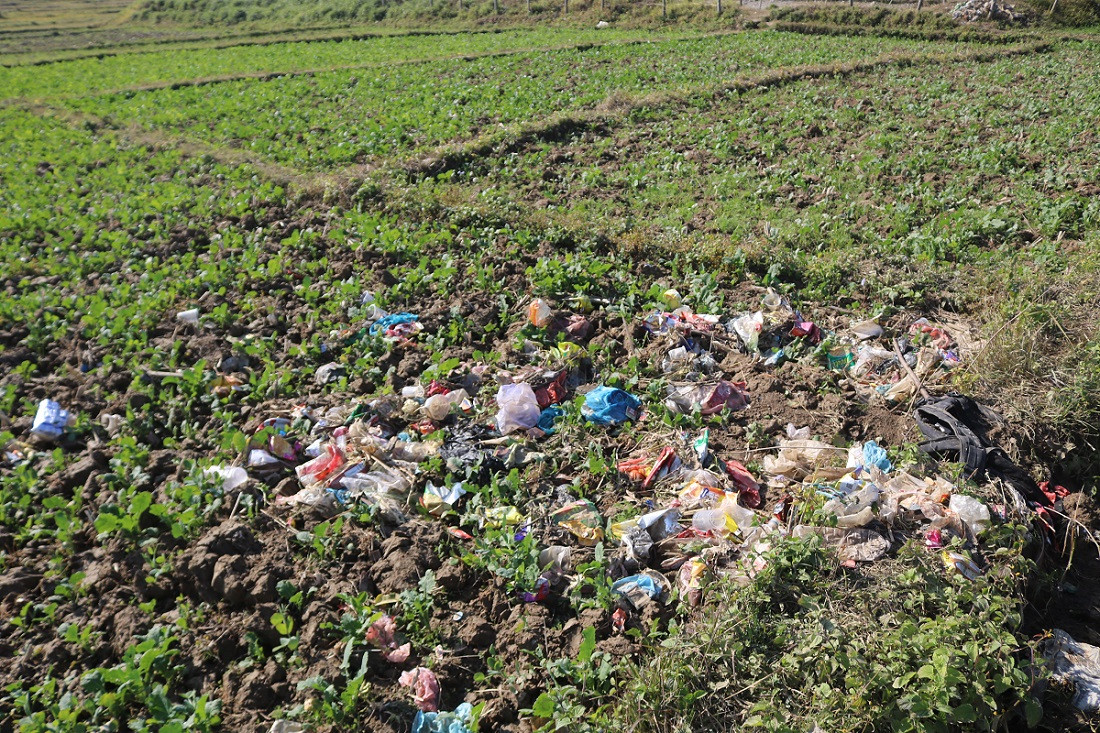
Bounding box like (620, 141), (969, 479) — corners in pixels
(3, 32), (720, 101)
(398, 40), (1052, 180)
(0, 25), (517, 68)
(771, 20), (1040, 43)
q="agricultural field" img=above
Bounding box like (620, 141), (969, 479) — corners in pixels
(2, 7), (1100, 733)
(54, 32), (974, 170)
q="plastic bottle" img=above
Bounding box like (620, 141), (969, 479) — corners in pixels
(693, 508), (736, 534)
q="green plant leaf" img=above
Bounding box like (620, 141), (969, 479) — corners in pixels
(578, 626), (596, 663)
(532, 692), (555, 718)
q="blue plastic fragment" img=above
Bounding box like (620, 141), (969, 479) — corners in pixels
(582, 386), (641, 425)
(369, 313), (418, 336)
(412, 702), (474, 733)
(537, 406), (565, 434)
(611, 574), (661, 599)
(862, 440), (893, 473)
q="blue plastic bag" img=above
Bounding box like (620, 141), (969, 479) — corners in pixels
(537, 406), (565, 434)
(413, 702), (474, 733)
(862, 440), (893, 473)
(369, 313), (418, 336)
(582, 386), (641, 425)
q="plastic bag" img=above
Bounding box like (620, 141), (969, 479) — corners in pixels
(949, 494), (990, 536)
(552, 499), (604, 545)
(31, 399), (72, 442)
(611, 572), (667, 609)
(412, 702), (474, 733)
(421, 482), (466, 516)
(295, 443), (345, 487)
(400, 667), (440, 712)
(495, 383), (541, 434)
(423, 389), (469, 421)
(204, 465), (248, 491)
(731, 311), (764, 353)
(582, 386), (641, 425)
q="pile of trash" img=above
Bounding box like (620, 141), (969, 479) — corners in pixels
(24, 287), (1064, 730)
(950, 0), (1025, 22)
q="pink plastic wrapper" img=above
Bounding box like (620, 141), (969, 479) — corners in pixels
(700, 381), (750, 414)
(365, 615), (411, 663)
(399, 667), (440, 712)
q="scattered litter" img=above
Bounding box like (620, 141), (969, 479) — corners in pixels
(204, 465), (249, 491)
(269, 721), (306, 733)
(582, 386), (641, 425)
(31, 399), (73, 442)
(612, 572), (667, 609)
(942, 551), (982, 581)
(412, 702), (474, 733)
(176, 308), (199, 324)
(495, 383), (541, 434)
(315, 362), (346, 386)
(421, 482), (466, 516)
(170, 281), (1063, 708)
(366, 615), (412, 663)
(793, 526), (889, 563)
(552, 500), (604, 545)
(949, 494), (991, 537)
(400, 666), (441, 712)
(528, 298), (553, 327)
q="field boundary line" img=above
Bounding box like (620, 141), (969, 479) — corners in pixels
(393, 40), (1052, 183)
(15, 101), (314, 189)
(0, 25), (708, 69)
(0, 31), (726, 104)
(0, 25), (500, 66)
(768, 21), (1040, 45)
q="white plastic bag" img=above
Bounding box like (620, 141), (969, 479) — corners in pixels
(495, 383), (541, 434)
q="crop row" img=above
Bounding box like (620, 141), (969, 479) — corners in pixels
(405, 41), (1100, 301)
(61, 31), (966, 171)
(0, 27), (692, 100)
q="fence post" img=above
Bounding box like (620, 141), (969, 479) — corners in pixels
(717, 0), (722, 14)
(494, 0), (499, 12)
(662, 0), (667, 17)
(564, 0), (568, 14)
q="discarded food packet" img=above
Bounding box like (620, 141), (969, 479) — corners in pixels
(520, 575), (551, 603)
(694, 428), (709, 465)
(421, 482), (466, 516)
(552, 499), (604, 545)
(31, 399), (72, 441)
(611, 572), (666, 610)
(942, 551), (981, 581)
